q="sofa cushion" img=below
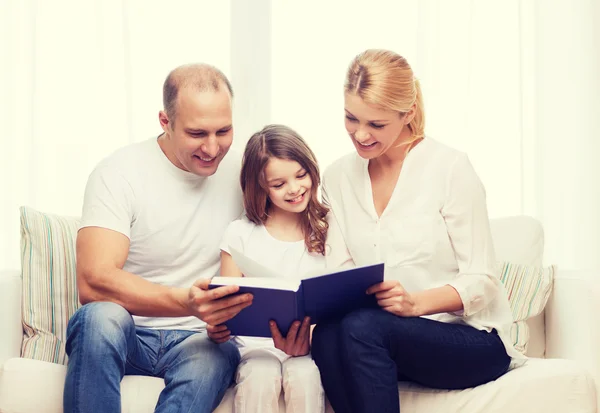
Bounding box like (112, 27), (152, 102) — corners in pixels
(489, 216), (547, 358)
(489, 216), (544, 266)
(0, 358), (286, 413)
(19, 206), (80, 364)
(0, 356), (594, 413)
(17, 208), (552, 364)
(498, 262), (555, 354)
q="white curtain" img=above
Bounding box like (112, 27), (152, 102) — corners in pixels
(0, 0), (231, 270)
(269, 0), (600, 270)
(1, 0), (599, 272)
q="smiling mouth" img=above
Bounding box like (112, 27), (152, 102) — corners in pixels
(286, 192), (306, 204)
(194, 154), (218, 162)
(356, 140), (378, 148)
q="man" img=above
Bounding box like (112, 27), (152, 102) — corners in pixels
(64, 64), (253, 413)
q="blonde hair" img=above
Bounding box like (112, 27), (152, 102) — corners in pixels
(345, 49), (425, 139)
(241, 125), (329, 255)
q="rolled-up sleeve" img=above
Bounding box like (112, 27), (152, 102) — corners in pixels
(441, 153), (499, 317)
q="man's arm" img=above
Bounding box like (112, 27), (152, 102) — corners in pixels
(76, 227), (253, 323)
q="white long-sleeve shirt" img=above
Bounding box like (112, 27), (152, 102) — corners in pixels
(323, 137), (524, 364)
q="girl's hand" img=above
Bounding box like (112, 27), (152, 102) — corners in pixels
(207, 324), (231, 344)
(367, 280), (421, 317)
(270, 316), (311, 357)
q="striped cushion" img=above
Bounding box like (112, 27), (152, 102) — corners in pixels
(20, 206), (80, 365)
(498, 262), (555, 354)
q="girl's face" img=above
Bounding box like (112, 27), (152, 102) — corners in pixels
(264, 157), (313, 215)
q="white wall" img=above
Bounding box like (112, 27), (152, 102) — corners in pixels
(1, 0), (599, 273)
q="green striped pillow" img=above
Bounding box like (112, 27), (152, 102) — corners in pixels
(498, 262), (555, 354)
(20, 206), (81, 365)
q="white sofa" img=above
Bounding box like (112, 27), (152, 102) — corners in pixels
(0, 216), (599, 413)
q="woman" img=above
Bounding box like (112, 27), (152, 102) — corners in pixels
(311, 49), (524, 413)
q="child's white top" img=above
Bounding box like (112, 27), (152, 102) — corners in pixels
(323, 137), (525, 366)
(220, 216), (326, 359)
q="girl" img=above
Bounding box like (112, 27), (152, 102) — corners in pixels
(209, 124), (328, 413)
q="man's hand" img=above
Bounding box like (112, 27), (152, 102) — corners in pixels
(367, 280), (420, 317)
(270, 316), (311, 357)
(187, 279), (253, 325)
(207, 324), (231, 344)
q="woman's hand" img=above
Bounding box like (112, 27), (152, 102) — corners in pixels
(270, 316), (311, 357)
(367, 280), (421, 317)
(207, 324), (231, 344)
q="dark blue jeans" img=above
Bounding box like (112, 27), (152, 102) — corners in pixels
(312, 308), (510, 413)
(64, 302), (240, 413)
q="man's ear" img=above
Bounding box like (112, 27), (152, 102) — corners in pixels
(159, 110), (171, 133)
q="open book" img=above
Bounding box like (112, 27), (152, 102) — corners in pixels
(209, 247), (384, 337)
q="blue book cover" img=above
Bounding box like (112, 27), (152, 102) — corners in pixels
(209, 250), (384, 337)
(208, 282), (304, 337)
(300, 264), (383, 324)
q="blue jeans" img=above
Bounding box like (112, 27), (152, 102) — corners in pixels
(311, 308), (510, 413)
(63, 302), (240, 413)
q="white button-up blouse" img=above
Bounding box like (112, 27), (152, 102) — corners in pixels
(323, 137), (524, 364)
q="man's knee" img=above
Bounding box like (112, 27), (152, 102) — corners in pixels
(176, 335), (240, 382)
(66, 302), (134, 351)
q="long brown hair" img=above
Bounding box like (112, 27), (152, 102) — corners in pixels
(241, 124), (329, 255)
(345, 49), (425, 139)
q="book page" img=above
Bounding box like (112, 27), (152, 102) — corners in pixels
(229, 246), (281, 278)
(302, 259), (381, 279)
(211, 276), (300, 291)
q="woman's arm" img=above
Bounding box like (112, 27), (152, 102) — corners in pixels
(368, 153), (499, 318)
(220, 251), (243, 277)
(441, 153), (500, 317)
(412, 285), (463, 316)
(368, 281), (464, 317)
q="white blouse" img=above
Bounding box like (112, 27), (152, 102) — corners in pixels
(323, 137), (524, 365)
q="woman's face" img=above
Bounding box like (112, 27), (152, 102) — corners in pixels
(344, 92), (411, 160)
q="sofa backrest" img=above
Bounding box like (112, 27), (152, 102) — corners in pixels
(489, 215), (546, 358)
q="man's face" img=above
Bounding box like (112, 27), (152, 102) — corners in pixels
(161, 87), (233, 177)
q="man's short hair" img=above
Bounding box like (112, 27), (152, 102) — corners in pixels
(162, 64), (234, 127)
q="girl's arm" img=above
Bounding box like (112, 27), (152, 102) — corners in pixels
(220, 250), (243, 277)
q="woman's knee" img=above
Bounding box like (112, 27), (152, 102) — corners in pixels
(340, 308), (388, 341)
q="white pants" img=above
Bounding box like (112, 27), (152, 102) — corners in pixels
(234, 348), (325, 413)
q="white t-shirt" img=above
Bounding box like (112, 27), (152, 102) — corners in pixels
(80, 137), (244, 330)
(323, 137), (525, 365)
(220, 217), (326, 359)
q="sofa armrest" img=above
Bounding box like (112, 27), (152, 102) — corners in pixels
(0, 270), (22, 366)
(545, 269), (600, 379)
